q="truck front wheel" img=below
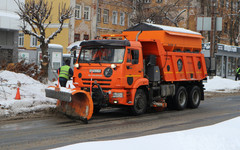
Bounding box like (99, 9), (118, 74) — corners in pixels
(174, 86), (188, 110)
(188, 86), (201, 109)
(93, 106), (101, 114)
(130, 89), (147, 115)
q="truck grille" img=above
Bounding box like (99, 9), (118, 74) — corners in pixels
(82, 78), (111, 86)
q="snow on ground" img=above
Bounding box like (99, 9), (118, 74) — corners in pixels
(204, 76), (240, 92)
(52, 116), (240, 150)
(0, 70), (56, 116)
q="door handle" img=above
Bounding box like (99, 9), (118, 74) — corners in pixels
(127, 66), (132, 69)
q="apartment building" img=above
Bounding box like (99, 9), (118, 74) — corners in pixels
(0, 0), (23, 63)
(19, 0), (72, 54)
(96, 0), (133, 36)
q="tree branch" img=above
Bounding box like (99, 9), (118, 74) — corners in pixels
(45, 3), (72, 44)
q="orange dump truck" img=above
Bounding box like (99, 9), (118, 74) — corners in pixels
(46, 23), (207, 122)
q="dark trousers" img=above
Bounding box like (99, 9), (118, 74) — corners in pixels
(59, 77), (67, 87)
(235, 74), (240, 81)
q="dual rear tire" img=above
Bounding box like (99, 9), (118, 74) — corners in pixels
(173, 85), (201, 110)
(188, 86), (201, 109)
(174, 86), (188, 110)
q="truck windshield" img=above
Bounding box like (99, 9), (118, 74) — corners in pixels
(78, 47), (125, 64)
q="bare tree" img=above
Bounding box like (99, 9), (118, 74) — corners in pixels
(200, 0), (240, 46)
(131, 0), (186, 27)
(162, 0), (186, 27)
(15, 0), (72, 83)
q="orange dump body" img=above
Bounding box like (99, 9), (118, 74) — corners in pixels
(123, 30), (203, 52)
(122, 29), (207, 82)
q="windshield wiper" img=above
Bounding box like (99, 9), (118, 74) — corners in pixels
(97, 61), (102, 66)
(79, 60), (91, 65)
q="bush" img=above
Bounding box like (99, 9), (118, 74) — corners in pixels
(0, 60), (44, 81)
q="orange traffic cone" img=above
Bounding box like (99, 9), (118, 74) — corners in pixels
(15, 87), (21, 100)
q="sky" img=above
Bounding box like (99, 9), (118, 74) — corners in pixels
(0, 71), (240, 150)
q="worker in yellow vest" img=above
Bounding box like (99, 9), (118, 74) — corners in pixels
(57, 59), (73, 87)
(235, 65), (240, 81)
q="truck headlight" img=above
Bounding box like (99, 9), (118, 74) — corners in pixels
(111, 64), (116, 69)
(74, 63), (80, 68)
(112, 92), (123, 98)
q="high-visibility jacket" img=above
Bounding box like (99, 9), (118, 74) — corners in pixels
(59, 65), (71, 80)
(236, 67), (240, 75)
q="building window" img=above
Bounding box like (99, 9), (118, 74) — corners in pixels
(74, 34), (80, 42)
(128, 14), (131, 27)
(216, 56), (222, 76)
(75, 4), (81, 19)
(30, 35), (37, 47)
(144, 0), (151, 3)
(112, 11), (118, 25)
(18, 33), (24, 47)
(120, 12), (125, 26)
(84, 6), (91, 20)
(84, 34), (89, 40)
(103, 9), (109, 23)
(156, 0), (162, 3)
(235, 2), (238, 12)
(97, 8), (101, 23)
(226, 0), (229, 9)
(224, 22), (228, 33)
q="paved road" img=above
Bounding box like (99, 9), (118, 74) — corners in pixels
(0, 94), (240, 150)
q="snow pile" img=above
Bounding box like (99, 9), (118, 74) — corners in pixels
(204, 76), (240, 92)
(52, 116), (240, 150)
(0, 70), (56, 116)
(145, 22), (202, 35)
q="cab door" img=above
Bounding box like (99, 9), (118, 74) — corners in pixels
(125, 49), (143, 88)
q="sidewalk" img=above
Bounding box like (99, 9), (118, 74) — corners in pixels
(227, 76), (235, 80)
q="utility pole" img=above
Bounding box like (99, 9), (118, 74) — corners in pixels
(209, 0), (217, 76)
(230, 0), (233, 45)
(96, 0), (99, 38)
(187, 0), (190, 29)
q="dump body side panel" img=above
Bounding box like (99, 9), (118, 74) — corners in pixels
(159, 52), (207, 81)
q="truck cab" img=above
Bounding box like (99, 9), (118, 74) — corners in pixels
(73, 39), (148, 113)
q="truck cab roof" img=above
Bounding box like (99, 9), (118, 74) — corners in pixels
(80, 40), (131, 47)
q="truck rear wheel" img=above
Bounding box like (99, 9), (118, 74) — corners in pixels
(174, 86), (188, 110)
(188, 86), (201, 108)
(130, 89), (147, 115)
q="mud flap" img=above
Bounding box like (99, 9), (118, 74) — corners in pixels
(46, 87), (94, 121)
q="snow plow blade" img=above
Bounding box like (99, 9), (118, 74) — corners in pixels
(45, 86), (93, 122)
